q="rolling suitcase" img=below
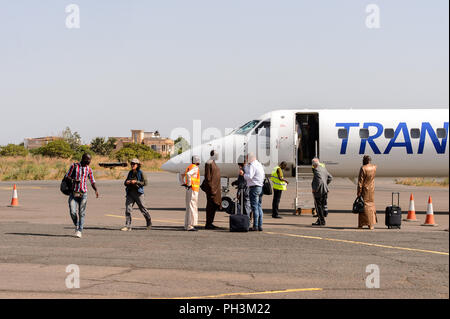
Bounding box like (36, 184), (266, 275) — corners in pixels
(385, 192), (402, 229)
(230, 189), (250, 232)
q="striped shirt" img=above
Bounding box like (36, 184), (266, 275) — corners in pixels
(65, 163), (96, 193)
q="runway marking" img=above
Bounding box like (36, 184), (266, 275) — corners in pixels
(158, 287), (322, 299)
(265, 231), (449, 256)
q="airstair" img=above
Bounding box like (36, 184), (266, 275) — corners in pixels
(294, 165), (315, 214)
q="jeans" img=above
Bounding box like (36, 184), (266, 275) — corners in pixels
(125, 191), (151, 227)
(249, 186), (263, 229)
(69, 192), (88, 232)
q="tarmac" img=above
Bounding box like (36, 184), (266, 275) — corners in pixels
(0, 172), (448, 299)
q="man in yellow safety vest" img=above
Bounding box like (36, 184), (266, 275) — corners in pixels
(271, 161), (289, 219)
(183, 155), (201, 231)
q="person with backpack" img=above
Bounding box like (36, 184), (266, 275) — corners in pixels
(64, 153), (99, 238)
(121, 158), (152, 231)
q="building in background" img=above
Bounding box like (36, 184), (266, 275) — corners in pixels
(113, 130), (174, 157)
(24, 136), (62, 150)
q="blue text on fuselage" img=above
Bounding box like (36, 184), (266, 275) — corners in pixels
(335, 122), (449, 155)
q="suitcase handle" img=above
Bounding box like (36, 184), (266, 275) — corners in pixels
(235, 189), (244, 215)
(392, 192), (400, 207)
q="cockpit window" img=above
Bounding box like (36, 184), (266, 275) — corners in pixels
(234, 120), (260, 135)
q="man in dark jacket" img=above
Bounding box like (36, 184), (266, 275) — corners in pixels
(121, 158), (152, 231)
(203, 150), (222, 229)
(311, 157), (333, 226)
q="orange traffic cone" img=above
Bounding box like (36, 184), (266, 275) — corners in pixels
(422, 196), (437, 226)
(8, 184), (19, 207)
(404, 193), (418, 222)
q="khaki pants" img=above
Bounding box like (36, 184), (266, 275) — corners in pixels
(185, 188), (199, 230)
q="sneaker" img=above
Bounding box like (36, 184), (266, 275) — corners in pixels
(120, 226), (132, 231)
(272, 215), (283, 219)
(249, 227), (258, 231)
(75, 231), (82, 238)
(258, 227), (263, 231)
(187, 228), (198, 232)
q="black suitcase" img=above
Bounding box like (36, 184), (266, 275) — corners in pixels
(230, 189), (249, 232)
(385, 192), (402, 229)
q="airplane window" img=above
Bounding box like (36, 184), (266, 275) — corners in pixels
(384, 129), (395, 139)
(410, 128), (420, 139)
(338, 129), (348, 139)
(359, 129), (370, 139)
(234, 120), (260, 135)
(437, 128), (448, 139)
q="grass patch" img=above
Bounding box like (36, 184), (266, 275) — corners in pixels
(395, 177), (449, 187)
(0, 156), (167, 181)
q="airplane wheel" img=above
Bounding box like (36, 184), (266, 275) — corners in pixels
(221, 196), (234, 214)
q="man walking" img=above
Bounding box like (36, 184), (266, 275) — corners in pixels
(121, 158), (152, 231)
(311, 158), (333, 226)
(183, 156), (201, 231)
(271, 161), (289, 219)
(65, 153), (99, 238)
(243, 153), (265, 231)
(203, 150), (222, 230)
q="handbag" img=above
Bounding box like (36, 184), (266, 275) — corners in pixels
(263, 177), (273, 196)
(200, 179), (209, 193)
(352, 196), (365, 214)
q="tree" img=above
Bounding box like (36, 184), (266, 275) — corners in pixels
(115, 143), (161, 162)
(90, 137), (117, 156)
(0, 144), (28, 157)
(72, 145), (95, 161)
(174, 137), (190, 155)
(61, 127), (81, 150)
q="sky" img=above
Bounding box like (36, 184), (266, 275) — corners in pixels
(0, 0), (448, 145)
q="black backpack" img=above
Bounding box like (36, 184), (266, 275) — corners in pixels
(60, 165), (76, 196)
(263, 177), (273, 195)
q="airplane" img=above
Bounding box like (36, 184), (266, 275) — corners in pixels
(161, 108), (449, 210)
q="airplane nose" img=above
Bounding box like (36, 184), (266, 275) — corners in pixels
(161, 159), (175, 172)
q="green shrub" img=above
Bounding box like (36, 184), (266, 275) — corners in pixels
(0, 144), (28, 157)
(34, 140), (74, 159)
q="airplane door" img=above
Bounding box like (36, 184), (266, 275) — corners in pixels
(271, 111), (295, 166)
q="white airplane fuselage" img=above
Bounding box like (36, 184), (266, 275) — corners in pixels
(162, 109), (449, 178)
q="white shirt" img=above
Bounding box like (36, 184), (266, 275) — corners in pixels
(244, 160), (265, 187)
